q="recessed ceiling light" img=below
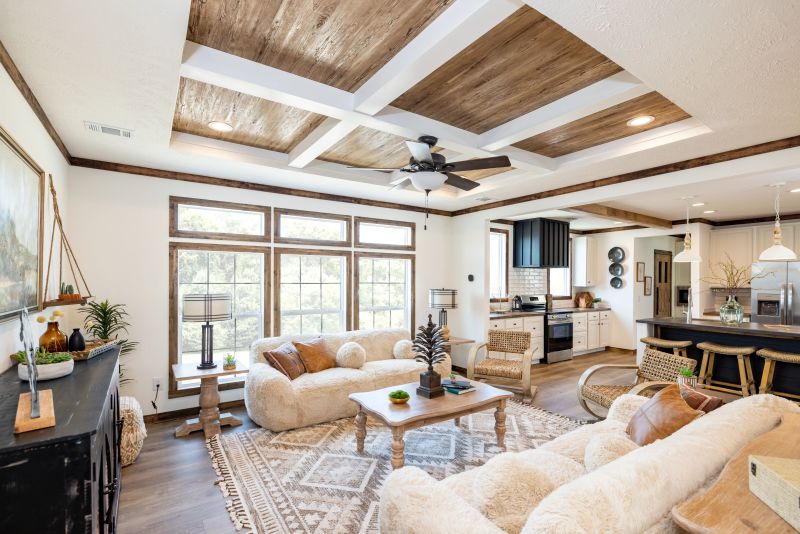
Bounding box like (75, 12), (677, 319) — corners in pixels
(703, 210), (716, 214)
(692, 202), (705, 207)
(208, 121), (233, 132)
(791, 188), (800, 193)
(626, 115), (655, 127)
(613, 221), (624, 225)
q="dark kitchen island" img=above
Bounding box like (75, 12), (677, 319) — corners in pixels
(637, 317), (800, 398)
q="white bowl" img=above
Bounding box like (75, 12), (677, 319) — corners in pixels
(18, 358), (74, 381)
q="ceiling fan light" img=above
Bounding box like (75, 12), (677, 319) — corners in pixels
(410, 171), (446, 192)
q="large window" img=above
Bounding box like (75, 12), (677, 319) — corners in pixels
(355, 253), (414, 331)
(275, 249), (351, 335)
(170, 197), (270, 242)
(548, 268), (571, 298)
(274, 208), (351, 246)
(355, 217), (415, 251)
(169, 243), (269, 396)
(489, 228), (509, 300)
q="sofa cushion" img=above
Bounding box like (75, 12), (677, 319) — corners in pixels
(263, 342), (306, 380)
(295, 338), (336, 373)
(626, 384), (702, 446)
(393, 339), (415, 359)
(336, 341), (366, 369)
(584, 431), (639, 472)
(680, 384), (724, 413)
(362, 359), (423, 389)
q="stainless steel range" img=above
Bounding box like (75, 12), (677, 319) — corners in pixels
(546, 311), (573, 363)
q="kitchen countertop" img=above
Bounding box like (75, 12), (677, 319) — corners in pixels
(637, 317), (800, 340)
(489, 307), (610, 320)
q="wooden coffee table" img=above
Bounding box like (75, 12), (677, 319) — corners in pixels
(348, 381), (513, 469)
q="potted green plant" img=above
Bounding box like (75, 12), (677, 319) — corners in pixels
(15, 347), (74, 381)
(413, 314), (447, 398)
(592, 297), (602, 309)
(223, 353), (237, 371)
(80, 300), (138, 382)
(677, 366), (697, 389)
(388, 389), (410, 405)
(58, 282), (81, 302)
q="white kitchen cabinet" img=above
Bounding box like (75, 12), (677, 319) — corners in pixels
(572, 236), (597, 287)
(523, 316), (544, 339)
(587, 317), (600, 350)
(709, 228), (754, 274)
(599, 318), (611, 347)
(574, 310), (611, 354)
(487, 315), (544, 361)
(573, 312), (587, 332)
(573, 332), (588, 352)
(489, 319), (505, 330)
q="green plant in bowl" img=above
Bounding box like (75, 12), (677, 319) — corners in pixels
(14, 348), (72, 365)
(388, 389), (410, 404)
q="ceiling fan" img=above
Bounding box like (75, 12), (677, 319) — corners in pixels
(347, 135), (511, 193)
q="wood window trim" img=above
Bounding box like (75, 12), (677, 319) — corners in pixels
(354, 216), (416, 251)
(354, 252), (416, 336)
(169, 196), (271, 242)
(489, 228), (510, 302)
(273, 208), (353, 247)
(273, 247), (353, 336)
(168, 242), (271, 399)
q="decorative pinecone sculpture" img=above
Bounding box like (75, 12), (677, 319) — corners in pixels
(413, 314), (447, 373)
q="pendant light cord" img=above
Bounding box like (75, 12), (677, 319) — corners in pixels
(774, 184), (782, 227)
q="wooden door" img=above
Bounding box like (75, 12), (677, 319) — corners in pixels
(654, 250), (673, 317)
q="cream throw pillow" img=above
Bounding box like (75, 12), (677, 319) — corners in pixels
(393, 339), (415, 359)
(336, 341), (366, 368)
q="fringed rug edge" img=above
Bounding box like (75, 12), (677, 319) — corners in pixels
(207, 434), (255, 533)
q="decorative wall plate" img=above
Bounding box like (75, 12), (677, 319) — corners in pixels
(608, 247), (625, 262)
(610, 276), (623, 289)
(609, 263), (624, 276)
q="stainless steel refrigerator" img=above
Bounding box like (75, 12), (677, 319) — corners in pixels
(750, 262), (800, 324)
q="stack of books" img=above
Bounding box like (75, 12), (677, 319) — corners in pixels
(443, 379), (476, 395)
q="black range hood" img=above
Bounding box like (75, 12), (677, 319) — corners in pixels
(513, 218), (570, 268)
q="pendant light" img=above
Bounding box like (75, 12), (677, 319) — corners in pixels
(759, 183), (797, 261)
(674, 203), (701, 263)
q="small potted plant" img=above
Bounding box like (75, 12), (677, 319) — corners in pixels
(223, 353), (237, 371)
(592, 297), (602, 309)
(14, 347), (74, 381)
(59, 282), (81, 302)
(677, 366), (697, 389)
(388, 389), (410, 405)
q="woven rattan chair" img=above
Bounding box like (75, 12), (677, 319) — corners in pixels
(577, 347), (696, 418)
(467, 330), (537, 401)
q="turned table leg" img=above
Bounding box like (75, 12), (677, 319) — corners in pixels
(355, 409), (367, 453)
(495, 399), (507, 450)
(391, 426), (405, 469)
(199, 376), (222, 438)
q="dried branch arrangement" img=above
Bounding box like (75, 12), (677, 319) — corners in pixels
(702, 253), (772, 291)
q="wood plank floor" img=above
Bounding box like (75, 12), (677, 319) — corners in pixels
(118, 349), (635, 533)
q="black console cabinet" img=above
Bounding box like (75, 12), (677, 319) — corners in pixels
(513, 217), (570, 268)
(0, 347), (121, 533)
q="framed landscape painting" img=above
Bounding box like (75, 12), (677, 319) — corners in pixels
(0, 125), (44, 322)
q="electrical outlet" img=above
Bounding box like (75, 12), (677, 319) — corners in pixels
(152, 377), (161, 391)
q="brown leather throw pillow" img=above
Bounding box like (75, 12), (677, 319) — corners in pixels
(263, 342), (306, 380)
(679, 384), (724, 413)
(627, 384), (703, 446)
(294, 338), (336, 373)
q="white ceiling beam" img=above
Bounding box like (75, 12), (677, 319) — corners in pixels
(477, 71), (650, 151)
(180, 41), (557, 173)
(288, 118), (359, 168)
(353, 0), (521, 115)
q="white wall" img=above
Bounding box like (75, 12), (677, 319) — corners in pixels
(633, 235), (681, 320)
(0, 64), (70, 374)
(66, 166), (453, 414)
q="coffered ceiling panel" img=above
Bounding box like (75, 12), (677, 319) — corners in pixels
(390, 6), (622, 133)
(172, 78), (326, 153)
(513, 92), (691, 157)
(187, 0), (454, 92)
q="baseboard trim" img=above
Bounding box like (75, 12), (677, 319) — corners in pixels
(143, 399), (245, 424)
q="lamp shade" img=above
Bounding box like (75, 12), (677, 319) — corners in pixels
(183, 294), (232, 322)
(411, 171), (446, 192)
(429, 288), (457, 309)
(674, 233), (701, 263)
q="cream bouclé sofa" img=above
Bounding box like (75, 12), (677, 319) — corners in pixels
(245, 328), (451, 431)
(380, 393), (800, 534)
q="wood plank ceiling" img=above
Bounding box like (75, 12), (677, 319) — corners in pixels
(513, 92), (690, 157)
(186, 0), (454, 92)
(390, 6), (622, 133)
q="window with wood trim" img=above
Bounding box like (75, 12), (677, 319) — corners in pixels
(274, 249), (351, 336)
(354, 217), (415, 251)
(169, 196), (270, 242)
(489, 228), (509, 300)
(274, 208), (352, 247)
(355, 253), (415, 331)
(169, 243), (270, 397)
(548, 239), (572, 299)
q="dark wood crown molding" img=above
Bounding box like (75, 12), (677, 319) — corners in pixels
(0, 39), (71, 162)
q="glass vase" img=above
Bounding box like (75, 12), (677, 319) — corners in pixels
(39, 321), (68, 352)
(719, 295), (744, 326)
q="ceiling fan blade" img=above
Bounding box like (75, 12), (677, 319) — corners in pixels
(389, 170), (411, 185)
(445, 156), (511, 172)
(388, 177), (412, 191)
(444, 172), (480, 191)
(347, 167), (398, 173)
(405, 140), (433, 164)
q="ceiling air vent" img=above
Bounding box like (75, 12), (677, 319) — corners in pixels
(475, 196), (494, 202)
(84, 121), (133, 139)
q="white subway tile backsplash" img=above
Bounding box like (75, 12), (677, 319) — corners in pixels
(508, 267), (548, 296)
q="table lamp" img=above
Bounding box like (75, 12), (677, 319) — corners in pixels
(183, 293), (232, 369)
(429, 288), (457, 340)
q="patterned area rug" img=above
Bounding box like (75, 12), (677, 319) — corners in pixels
(207, 401), (580, 533)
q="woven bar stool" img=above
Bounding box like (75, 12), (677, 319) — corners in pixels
(756, 349), (800, 403)
(640, 337), (693, 358)
(697, 342), (757, 396)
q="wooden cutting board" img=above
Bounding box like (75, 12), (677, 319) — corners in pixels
(672, 412), (800, 533)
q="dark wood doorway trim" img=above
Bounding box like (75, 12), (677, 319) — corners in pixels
(653, 249), (673, 318)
